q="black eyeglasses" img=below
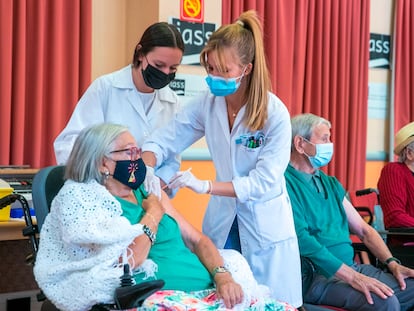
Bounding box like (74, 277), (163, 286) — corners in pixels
(109, 147), (141, 160)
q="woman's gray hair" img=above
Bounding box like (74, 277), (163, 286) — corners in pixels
(290, 113), (331, 151)
(65, 123), (129, 183)
(398, 140), (414, 163)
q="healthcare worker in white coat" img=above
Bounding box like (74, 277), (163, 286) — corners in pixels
(142, 11), (303, 308)
(53, 22), (184, 196)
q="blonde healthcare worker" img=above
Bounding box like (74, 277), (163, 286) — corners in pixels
(53, 22), (184, 197)
(141, 10), (302, 308)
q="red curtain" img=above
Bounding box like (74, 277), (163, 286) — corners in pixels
(393, 0), (414, 137)
(222, 0), (370, 190)
(0, 0), (91, 168)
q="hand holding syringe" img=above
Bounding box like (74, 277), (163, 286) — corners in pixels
(166, 168), (211, 194)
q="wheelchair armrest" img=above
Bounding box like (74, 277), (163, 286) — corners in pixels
(113, 263), (165, 309)
(355, 188), (379, 196)
(300, 257), (316, 295)
(387, 227), (414, 234)
(114, 279), (165, 309)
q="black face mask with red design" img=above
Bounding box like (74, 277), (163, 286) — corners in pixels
(112, 158), (147, 190)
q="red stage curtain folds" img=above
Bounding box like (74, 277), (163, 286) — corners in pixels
(0, 0), (91, 168)
(222, 0), (370, 190)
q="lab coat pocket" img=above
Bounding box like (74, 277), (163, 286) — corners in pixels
(233, 131), (266, 175)
(235, 144), (263, 176)
(251, 193), (296, 250)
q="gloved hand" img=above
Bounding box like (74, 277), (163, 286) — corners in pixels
(168, 169), (210, 194)
(143, 166), (161, 199)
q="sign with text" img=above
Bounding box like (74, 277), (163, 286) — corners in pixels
(169, 73), (208, 104)
(369, 33), (391, 69)
(180, 0), (204, 23)
(170, 18), (216, 65)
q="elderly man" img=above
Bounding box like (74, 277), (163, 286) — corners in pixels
(285, 113), (414, 311)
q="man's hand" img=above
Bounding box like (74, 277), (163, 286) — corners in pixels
(168, 169), (210, 194)
(387, 260), (414, 290)
(214, 272), (244, 309)
(344, 268), (394, 304)
(143, 166), (161, 199)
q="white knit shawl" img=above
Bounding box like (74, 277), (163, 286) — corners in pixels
(33, 180), (150, 311)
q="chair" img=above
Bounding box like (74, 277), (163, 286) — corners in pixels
(31, 165), (66, 233)
(348, 188), (377, 226)
(348, 188), (379, 265)
(26, 165), (164, 311)
(349, 188), (414, 269)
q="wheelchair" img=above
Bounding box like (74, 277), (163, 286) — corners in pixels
(349, 188), (414, 269)
(21, 165), (164, 311)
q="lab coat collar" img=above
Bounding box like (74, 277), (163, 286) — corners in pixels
(111, 65), (136, 90)
(112, 65), (177, 105)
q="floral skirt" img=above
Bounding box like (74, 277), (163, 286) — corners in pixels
(124, 289), (297, 311)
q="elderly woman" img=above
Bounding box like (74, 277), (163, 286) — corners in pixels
(34, 123), (294, 311)
(378, 121), (414, 246)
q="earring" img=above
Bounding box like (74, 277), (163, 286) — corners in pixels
(102, 171), (110, 184)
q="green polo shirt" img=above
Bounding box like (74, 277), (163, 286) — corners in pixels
(285, 164), (354, 278)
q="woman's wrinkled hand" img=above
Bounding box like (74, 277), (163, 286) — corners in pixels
(214, 273), (244, 309)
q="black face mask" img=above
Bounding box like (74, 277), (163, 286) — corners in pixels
(112, 158), (146, 190)
(142, 63), (175, 89)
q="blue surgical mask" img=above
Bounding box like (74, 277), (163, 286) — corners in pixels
(205, 70), (245, 97)
(303, 138), (334, 168)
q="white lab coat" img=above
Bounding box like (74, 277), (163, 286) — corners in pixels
(142, 90), (303, 307)
(54, 65), (180, 184)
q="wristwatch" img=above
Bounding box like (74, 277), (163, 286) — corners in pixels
(211, 266), (230, 278)
(385, 257), (401, 265)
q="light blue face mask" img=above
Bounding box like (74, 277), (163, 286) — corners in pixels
(205, 70), (245, 97)
(303, 138), (334, 168)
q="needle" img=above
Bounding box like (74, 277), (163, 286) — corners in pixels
(162, 167), (192, 189)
